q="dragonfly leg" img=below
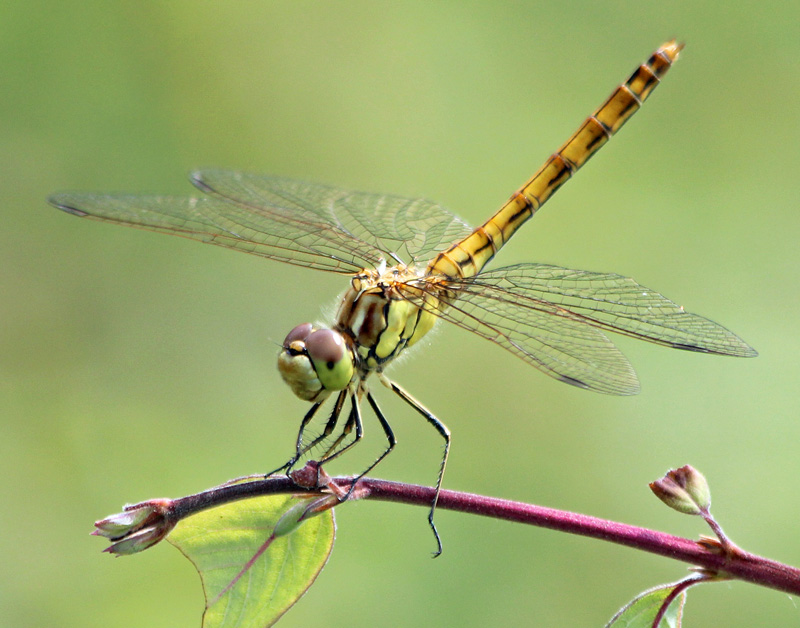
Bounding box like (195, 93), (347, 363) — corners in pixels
(264, 390), (346, 478)
(294, 389), (348, 460)
(381, 374), (450, 557)
(318, 393), (362, 462)
(315, 392), (372, 498)
(332, 390), (397, 504)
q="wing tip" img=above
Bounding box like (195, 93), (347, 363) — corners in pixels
(47, 194), (89, 217)
(188, 170), (212, 194)
(189, 168), (239, 194)
(725, 343), (758, 358)
(669, 340), (758, 358)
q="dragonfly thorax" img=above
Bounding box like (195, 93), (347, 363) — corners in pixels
(335, 263), (440, 373)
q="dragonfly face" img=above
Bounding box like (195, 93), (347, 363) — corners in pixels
(278, 323), (354, 402)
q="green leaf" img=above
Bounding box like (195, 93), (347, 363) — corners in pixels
(168, 494), (335, 628)
(605, 581), (688, 628)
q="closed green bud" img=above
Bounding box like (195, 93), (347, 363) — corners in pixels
(649, 465), (711, 515)
(273, 495), (338, 537)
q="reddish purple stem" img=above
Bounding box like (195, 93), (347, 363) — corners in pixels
(163, 475), (800, 597)
(650, 576), (706, 627)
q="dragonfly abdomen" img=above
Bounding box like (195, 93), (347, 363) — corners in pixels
(426, 40), (683, 282)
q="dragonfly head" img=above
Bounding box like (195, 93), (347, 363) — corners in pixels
(278, 323), (354, 402)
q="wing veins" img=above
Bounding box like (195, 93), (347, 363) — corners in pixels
(398, 279), (640, 395)
(447, 264), (756, 357)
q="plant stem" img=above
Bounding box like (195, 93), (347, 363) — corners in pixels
(160, 474), (800, 596)
(651, 575), (709, 627)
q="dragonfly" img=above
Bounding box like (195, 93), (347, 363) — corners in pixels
(50, 41), (755, 554)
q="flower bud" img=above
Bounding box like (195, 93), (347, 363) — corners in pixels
(273, 495), (338, 537)
(93, 499), (176, 555)
(649, 465), (711, 516)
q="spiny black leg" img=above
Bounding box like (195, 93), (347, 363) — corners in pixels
(318, 392), (363, 465)
(263, 390), (346, 479)
(264, 400), (323, 477)
(319, 398), (359, 460)
(294, 389), (348, 459)
(384, 376), (450, 557)
(337, 390), (397, 503)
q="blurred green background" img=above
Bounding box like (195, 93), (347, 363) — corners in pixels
(3, 1), (799, 626)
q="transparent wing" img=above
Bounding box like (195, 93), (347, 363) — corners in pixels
(49, 194), (364, 273)
(49, 170), (473, 274)
(191, 170), (473, 266)
(412, 280), (641, 396)
(466, 264), (757, 356)
(405, 263), (756, 395)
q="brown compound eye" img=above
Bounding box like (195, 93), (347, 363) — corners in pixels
(283, 323), (314, 348)
(304, 328), (353, 391)
(305, 329), (345, 367)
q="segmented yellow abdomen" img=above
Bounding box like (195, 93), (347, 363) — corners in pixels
(427, 40), (683, 280)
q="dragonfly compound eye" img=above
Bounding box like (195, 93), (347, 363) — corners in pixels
(277, 323), (324, 401)
(283, 322), (314, 347)
(305, 329), (354, 391)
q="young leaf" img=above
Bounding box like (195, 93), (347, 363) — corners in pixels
(606, 580), (688, 628)
(168, 494), (335, 628)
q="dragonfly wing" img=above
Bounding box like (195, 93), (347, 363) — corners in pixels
(405, 278), (642, 395)
(50, 190), (384, 274)
(51, 171), (473, 274)
(403, 262), (755, 395)
(462, 264), (757, 357)
(191, 170), (474, 265)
